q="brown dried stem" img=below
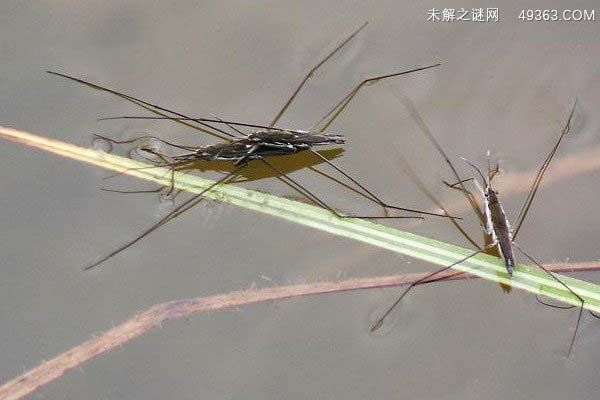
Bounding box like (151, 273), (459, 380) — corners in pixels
(0, 261), (597, 400)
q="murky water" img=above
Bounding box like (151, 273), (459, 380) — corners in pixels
(1, 1), (600, 399)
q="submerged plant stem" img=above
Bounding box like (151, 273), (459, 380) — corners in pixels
(0, 261), (598, 400)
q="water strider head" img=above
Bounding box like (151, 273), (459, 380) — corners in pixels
(299, 132), (346, 145)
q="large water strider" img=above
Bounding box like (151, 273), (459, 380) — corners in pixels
(48, 22), (453, 270)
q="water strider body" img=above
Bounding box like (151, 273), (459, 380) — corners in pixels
(173, 130), (345, 164)
(47, 22), (453, 270)
(486, 188), (515, 275)
(460, 153), (516, 276)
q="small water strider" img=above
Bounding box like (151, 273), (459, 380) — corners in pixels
(459, 153), (516, 276)
(372, 100), (592, 356)
(48, 22), (455, 270)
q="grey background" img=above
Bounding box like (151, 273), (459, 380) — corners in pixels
(1, 1), (600, 399)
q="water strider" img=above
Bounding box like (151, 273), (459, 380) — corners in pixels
(372, 100), (593, 356)
(48, 22), (455, 270)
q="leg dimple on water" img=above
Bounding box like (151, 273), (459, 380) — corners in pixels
(91, 136), (113, 153)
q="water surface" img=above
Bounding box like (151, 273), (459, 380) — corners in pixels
(1, 1), (600, 399)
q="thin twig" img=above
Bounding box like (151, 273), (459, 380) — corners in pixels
(0, 261), (597, 400)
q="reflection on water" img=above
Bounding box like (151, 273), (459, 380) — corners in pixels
(177, 148), (345, 182)
(103, 139), (385, 208)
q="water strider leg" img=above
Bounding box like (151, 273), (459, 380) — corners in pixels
(210, 113), (249, 137)
(259, 158), (421, 220)
(398, 98), (585, 350)
(395, 98), (489, 255)
(101, 187), (164, 195)
(442, 177), (504, 268)
(443, 178), (487, 226)
(444, 178), (475, 188)
(506, 101), (583, 341)
(514, 243), (583, 357)
(100, 157), (195, 181)
(312, 64), (441, 132)
(260, 161), (332, 211)
(400, 99), (514, 290)
(305, 163), (439, 218)
(93, 133), (199, 152)
(400, 97), (483, 225)
(397, 155), (480, 249)
(535, 294), (577, 310)
(97, 134), (197, 197)
(97, 116), (305, 133)
(371, 244), (496, 333)
(269, 22), (369, 127)
(101, 142), (184, 197)
(513, 100), (577, 240)
(102, 183), (184, 202)
(443, 178), (483, 221)
(307, 149), (456, 218)
(85, 163), (249, 270)
(47, 71), (236, 141)
(307, 166), (379, 203)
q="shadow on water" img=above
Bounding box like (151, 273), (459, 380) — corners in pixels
(103, 146), (372, 201)
(175, 148), (345, 183)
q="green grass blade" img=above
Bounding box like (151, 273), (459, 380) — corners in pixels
(2, 125), (600, 312)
